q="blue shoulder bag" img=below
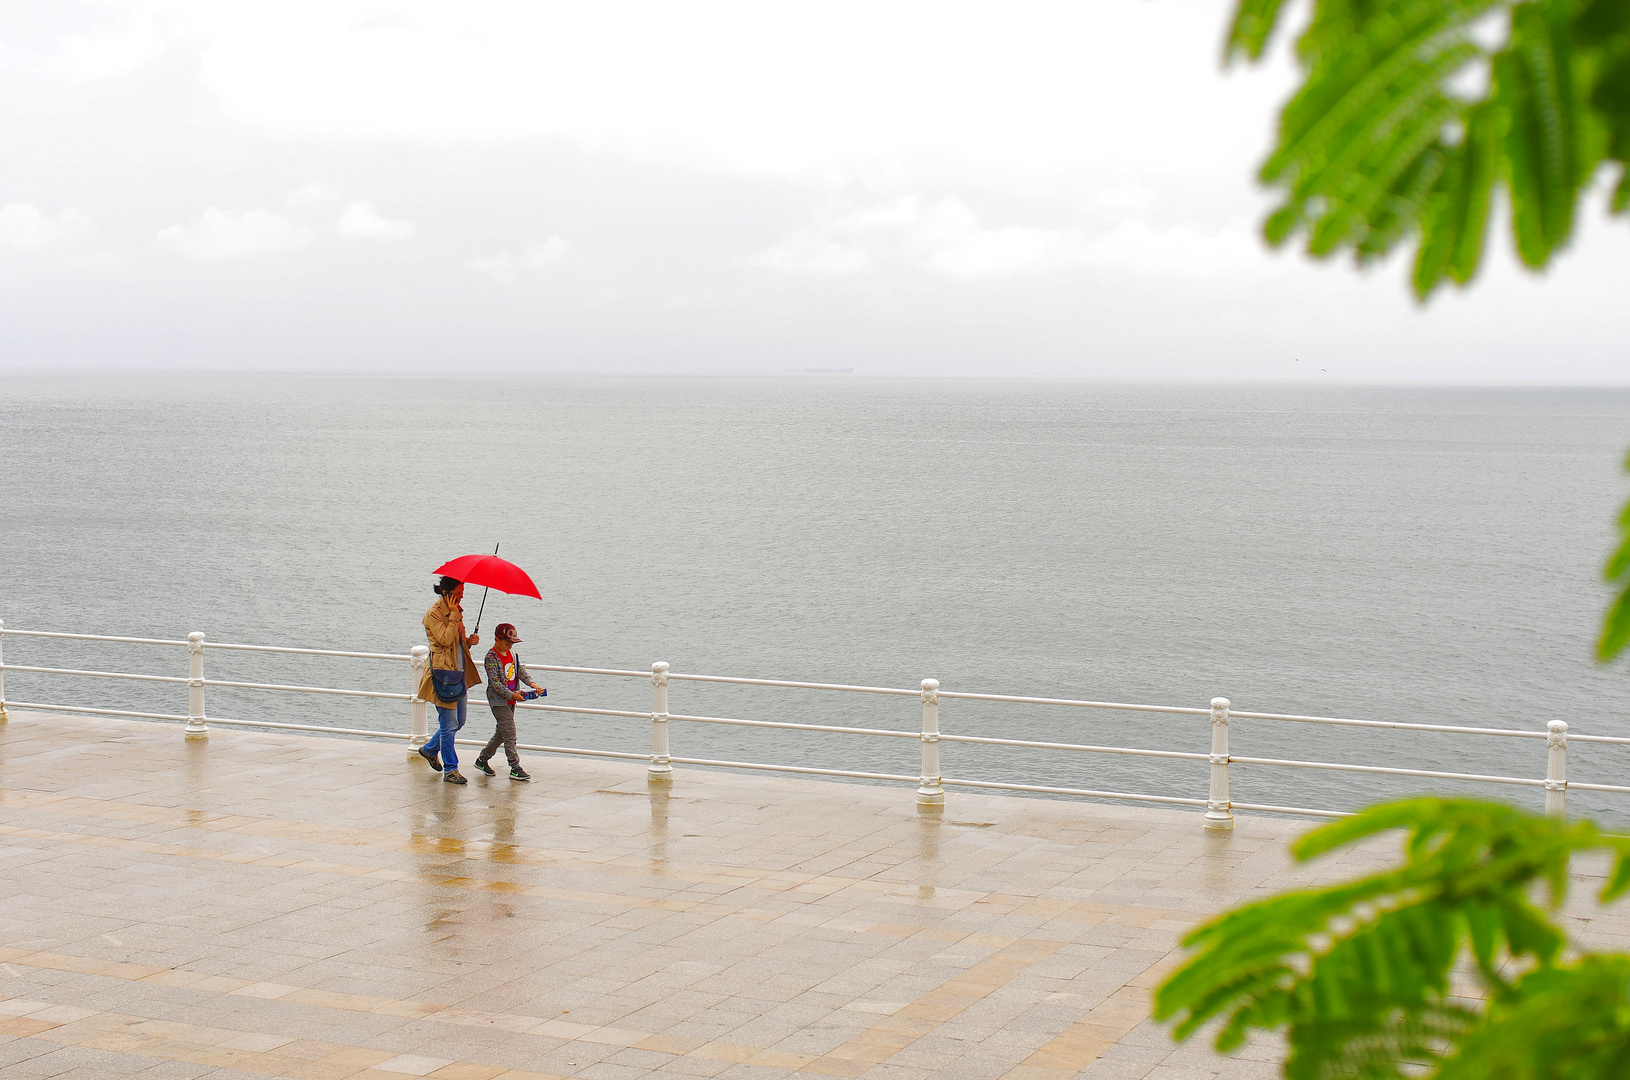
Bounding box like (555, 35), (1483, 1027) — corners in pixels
(431, 668), (466, 703)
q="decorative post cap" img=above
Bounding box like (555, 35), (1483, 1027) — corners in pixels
(652, 661), (669, 686)
(921, 679), (939, 704)
(187, 631), (204, 650)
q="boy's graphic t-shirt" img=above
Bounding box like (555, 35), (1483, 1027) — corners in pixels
(486, 649), (526, 696)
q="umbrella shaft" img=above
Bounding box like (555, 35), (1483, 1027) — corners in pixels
(471, 543), (498, 634)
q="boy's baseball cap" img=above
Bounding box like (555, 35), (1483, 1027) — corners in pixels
(495, 623), (521, 642)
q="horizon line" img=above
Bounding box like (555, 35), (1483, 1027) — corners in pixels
(4, 366), (1630, 389)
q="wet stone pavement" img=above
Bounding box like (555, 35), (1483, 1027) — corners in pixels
(0, 710), (1615, 1080)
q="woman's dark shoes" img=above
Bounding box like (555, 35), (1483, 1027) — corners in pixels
(473, 759), (496, 776)
(443, 770), (468, 785)
(417, 745), (442, 772)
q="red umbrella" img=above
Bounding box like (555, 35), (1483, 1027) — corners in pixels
(433, 548), (541, 633)
(433, 553), (541, 599)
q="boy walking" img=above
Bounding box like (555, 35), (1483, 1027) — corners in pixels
(476, 623), (545, 781)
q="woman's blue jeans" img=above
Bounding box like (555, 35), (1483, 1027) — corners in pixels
(430, 677), (467, 770)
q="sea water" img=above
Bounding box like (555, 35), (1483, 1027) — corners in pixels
(4, 373), (1629, 821)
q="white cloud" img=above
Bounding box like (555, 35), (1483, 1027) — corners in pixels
(469, 237), (570, 283)
(755, 195), (1270, 279)
(1079, 218), (1269, 276)
(335, 199), (416, 240)
(146, 0), (1290, 193)
(155, 206), (313, 260)
(1094, 182), (1160, 214)
(753, 231), (872, 274)
(286, 183), (340, 208)
(756, 196), (1060, 277)
(52, 18), (167, 83)
(0, 205), (95, 250)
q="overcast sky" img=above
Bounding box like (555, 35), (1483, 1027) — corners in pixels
(3, 0), (1627, 380)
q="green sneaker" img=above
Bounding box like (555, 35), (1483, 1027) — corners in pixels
(473, 759), (495, 776)
(509, 767), (531, 782)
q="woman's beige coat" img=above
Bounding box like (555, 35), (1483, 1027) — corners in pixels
(420, 596), (483, 704)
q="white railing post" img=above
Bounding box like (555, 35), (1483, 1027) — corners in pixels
(409, 645), (429, 748)
(1545, 719), (1568, 818)
(185, 632), (207, 739)
(650, 661), (672, 780)
(0, 619), (8, 723)
(917, 679), (944, 807)
(1204, 697), (1233, 831)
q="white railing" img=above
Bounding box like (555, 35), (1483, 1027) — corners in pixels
(2, 618), (1626, 827)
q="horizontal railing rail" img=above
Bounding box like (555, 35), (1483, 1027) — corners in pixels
(0, 628), (413, 661)
(0, 629), (194, 647)
(5, 664), (191, 684)
(204, 643), (413, 660)
(1, 619), (1621, 827)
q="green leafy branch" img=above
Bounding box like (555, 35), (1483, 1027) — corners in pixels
(1224, 0), (1630, 664)
(1599, 447), (1630, 663)
(1227, 0), (1630, 300)
(1182, 7), (1630, 1073)
(1155, 797), (1630, 1078)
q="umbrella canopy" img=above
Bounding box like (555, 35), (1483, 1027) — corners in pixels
(433, 554), (542, 600)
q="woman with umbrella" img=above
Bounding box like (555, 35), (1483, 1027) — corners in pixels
(418, 551), (543, 785)
(419, 576), (482, 784)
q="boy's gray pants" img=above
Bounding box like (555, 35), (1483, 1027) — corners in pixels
(479, 698), (521, 770)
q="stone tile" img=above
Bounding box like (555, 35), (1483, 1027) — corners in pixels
(5, 711), (1598, 1080)
(376, 1053), (457, 1075)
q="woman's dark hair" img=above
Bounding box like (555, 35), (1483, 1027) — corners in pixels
(434, 576), (461, 596)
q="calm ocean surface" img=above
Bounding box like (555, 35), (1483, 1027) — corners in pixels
(4, 374), (1630, 822)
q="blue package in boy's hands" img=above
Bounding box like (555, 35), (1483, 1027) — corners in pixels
(520, 689), (546, 701)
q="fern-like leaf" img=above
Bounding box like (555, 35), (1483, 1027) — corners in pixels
(1155, 798), (1628, 1077)
(1227, 0), (1630, 298)
(1436, 955), (1630, 1078)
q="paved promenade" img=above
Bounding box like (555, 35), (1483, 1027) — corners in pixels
(0, 710), (1589, 1080)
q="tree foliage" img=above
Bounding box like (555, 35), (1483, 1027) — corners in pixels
(1179, 6), (1630, 1076)
(1228, 0), (1630, 299)
(1154, 797), (1630, 1078)
(1599, 448), (1630, 663)
(1228, 0), (1630, 665)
